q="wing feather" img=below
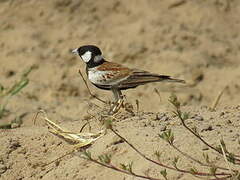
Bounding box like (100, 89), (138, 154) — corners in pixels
(91, 62), (185, 90)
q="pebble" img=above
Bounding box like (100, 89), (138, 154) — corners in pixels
(220, 111), (225, 117)
(156, 113), (169, 121)
(201, 125), (213, 132)
(160, 125), (167, 131)
(226, 120), (232, 124)
(202, 145), (209, 151)
(194, 115), (204, 121)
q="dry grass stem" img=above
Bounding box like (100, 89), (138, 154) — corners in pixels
(34, 110), (106, 147)
(219, 139), (234, 177)
(154, 88), (162, 103)
(78, 69), (107, 104)
(210, 86), (227, 111)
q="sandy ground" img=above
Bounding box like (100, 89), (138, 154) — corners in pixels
(0, 0), (240, 179)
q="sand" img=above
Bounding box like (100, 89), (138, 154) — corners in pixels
(0, 0), (240, 179)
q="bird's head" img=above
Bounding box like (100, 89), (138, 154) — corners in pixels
(72, 45), (104, 66)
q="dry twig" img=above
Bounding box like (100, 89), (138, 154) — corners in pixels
(78, 69), (107, 104)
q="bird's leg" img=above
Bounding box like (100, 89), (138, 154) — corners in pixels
(112, 88), (123, 102)
(109, 88), (124, 114)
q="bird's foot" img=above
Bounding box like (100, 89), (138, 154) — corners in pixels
(108, 99), (124, 115)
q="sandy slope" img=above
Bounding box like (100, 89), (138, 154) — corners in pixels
(0, 0), (240, 179)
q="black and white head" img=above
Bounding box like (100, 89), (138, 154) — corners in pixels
(72, 45), (104, 67)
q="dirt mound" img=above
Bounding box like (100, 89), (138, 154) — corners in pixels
(0, 0), (240, 179)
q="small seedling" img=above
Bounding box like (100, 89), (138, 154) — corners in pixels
(172, 157), (179, 168)
(38, 81), (240, 179)
(0, 66), (35, 128)
(160, 169), (167, 180)
(120, 162), (134, 173)
(98, 154), (112, 164)
(154, 151), (162, 162)
(159, 129), (175, 145)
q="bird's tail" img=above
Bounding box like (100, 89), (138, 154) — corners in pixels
(158, 75), (186, 84)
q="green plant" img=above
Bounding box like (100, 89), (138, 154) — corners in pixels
(41, 77), (240, 179)
(79, 94), (240, 180)
(0, 66), (35, 128)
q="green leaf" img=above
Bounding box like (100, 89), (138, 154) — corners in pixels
(0, 83), (4, 93)
(82, 150), (92, 159)
(120, 163), (127, 170)
(128, 161), (133, 173)
(8, 78), (29, 96)
(169, 94), (178, 106)
(21, 64), (37, 78)
(182, 112), (189, 120)
(104, 119), (113, 129)
(159, 129), (175, 145)
(160, 169), (167, 179)
(98, 154), (112, 164)
(227, 153), (235, 164)
(120, 162), (133, 173)
(154, 151), (162, 161)
(0, 104), (7, 118)
(172, 157), (179, 168)
(190, 167), (198, 174)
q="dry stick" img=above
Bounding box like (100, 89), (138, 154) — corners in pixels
(171, 144), (230, 172)
(78, 69), (107, 104)
(210, 85), (240, 158)
(135, 99), (139, 113)
(32, 111), (76, 167)
(110, 128), (231, 177)
(43, 150), (75, 168)
(209, 176), (234, 180)
(33, 110), (44, 125)
(154, 88), (162, 103)
(85, 157), (161, 180)
(168, 0), (186, 9)
(176, 109), (240, 164)
(79, 122), (89, 133)
(219, 140), (234, 177)
(210, 86), (227, 111)
(211, 85), (240, 160)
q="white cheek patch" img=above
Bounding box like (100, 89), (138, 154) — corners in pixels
(81, 51), (92, 63)
(94, 55), (103, 63)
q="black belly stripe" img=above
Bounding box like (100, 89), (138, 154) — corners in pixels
(92, 83), (138, 91)
(93, 83), (111, 90)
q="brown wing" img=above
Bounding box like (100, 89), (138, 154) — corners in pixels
(94, 61), (185, 90)
(92, 61), (132, 89)
(118, 69), (185, 89)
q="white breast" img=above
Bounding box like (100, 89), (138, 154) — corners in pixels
(88, 68), (123, 86)
(88, 68), (110, 85)
(88, 67), (129, 86)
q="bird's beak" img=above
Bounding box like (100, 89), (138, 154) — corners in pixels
(71, 48), (78, 55)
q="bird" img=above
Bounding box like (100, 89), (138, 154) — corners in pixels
(72, 45), (185, 111)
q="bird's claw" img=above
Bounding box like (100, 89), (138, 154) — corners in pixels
(108, 99), (124, 115)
